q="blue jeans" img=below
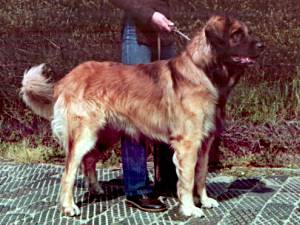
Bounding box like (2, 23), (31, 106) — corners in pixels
(121, 17), (176, 196)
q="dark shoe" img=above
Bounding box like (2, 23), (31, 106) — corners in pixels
(126, 194), (167, 212)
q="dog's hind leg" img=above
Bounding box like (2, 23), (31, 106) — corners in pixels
(60, 122), (99, 216)
(171, 137), (204, 217)
(82, 148), (104, 195)
(81, 127), (121, 195)
(195, 134), (219, 208)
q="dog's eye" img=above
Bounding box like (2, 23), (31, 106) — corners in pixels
(231, 29), (244, 43)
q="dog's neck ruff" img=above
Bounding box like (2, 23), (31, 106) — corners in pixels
(186, 31), (216, 70)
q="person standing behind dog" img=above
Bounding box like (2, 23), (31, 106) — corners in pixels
(109, 0), (176, 212)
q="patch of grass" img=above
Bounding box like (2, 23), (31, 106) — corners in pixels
(221, 151), (257, 168)
(218, 120), (300, 169)
(98, 148), (121, 169)
(221, 150), (300, 169)
(221, 166), (300, 178)
(0, 140), (64, 163)
(228, 68), (300, 122)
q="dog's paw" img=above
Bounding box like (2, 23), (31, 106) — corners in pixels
(201, 197), (219, 208)
(62, 203), (80, 217)
(85, 179), (104, 195)
(180, 205), (204, 217)
(89, 184), (104, 195)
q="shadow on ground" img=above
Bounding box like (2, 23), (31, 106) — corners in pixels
(0, 163), (299, 225)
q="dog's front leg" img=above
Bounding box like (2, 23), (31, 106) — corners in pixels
(171, 138), (204, 217)
(195, 134), (219, 208)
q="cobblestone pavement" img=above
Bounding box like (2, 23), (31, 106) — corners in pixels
(0, 162), (300, 225)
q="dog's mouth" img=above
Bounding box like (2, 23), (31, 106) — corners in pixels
(231, 56), (256, 64)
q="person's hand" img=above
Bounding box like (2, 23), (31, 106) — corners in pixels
(151, 12), (174, 32)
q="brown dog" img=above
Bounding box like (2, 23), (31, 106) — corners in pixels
(21, 15), (263, 217)
(155, 16), (264, 191)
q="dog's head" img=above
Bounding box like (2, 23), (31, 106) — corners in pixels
(205, 15), (264, 66)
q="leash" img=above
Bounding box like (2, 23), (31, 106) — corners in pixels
(157, 34), (161, 60)
(171, 25), (191, 41)
(157, 25), (190, 60)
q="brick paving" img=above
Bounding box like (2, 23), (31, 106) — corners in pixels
(0, 162), (300, 225)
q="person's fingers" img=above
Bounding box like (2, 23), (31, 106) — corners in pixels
(164, 17), (174, 26)
(151, 12), (174, 32)
(162, 17), (174, 31)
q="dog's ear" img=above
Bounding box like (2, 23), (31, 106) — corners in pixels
(205, 24), (226, 48)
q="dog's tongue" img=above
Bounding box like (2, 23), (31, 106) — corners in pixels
(232, 56), (255, 64)
(240, 57), (255, 64)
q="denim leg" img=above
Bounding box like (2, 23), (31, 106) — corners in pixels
(122, 20), (151, 65)
(121, 20), (152, 196)
(121, 138), (152, 196)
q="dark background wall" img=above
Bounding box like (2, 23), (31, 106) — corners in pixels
(1, 0), (299, 82)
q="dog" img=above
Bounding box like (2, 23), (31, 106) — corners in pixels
(154, 16), (264, 191)
(21, 15), (263, 217)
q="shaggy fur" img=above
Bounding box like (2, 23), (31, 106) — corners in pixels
(21, 15), (263, 217)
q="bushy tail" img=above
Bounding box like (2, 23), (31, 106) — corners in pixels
(20, 64), (54, 120)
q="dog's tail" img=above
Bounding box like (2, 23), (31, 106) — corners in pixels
(20, 64), (54, 120)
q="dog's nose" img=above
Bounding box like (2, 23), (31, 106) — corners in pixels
(255, 41), (265, 49)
